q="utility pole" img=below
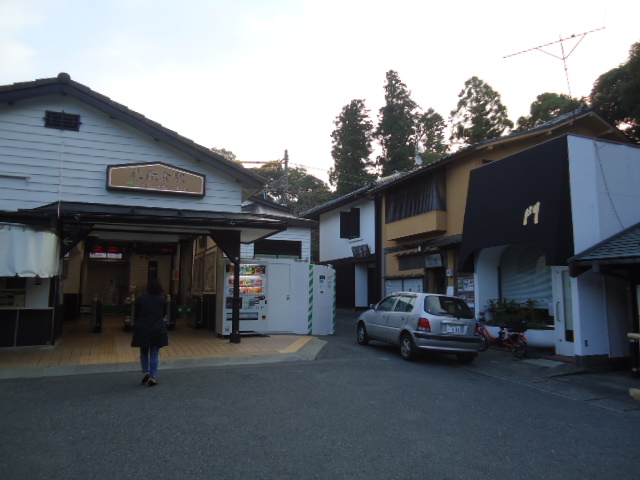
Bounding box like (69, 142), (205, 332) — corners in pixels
(282, 149), (289, 206)
(504, 27), (605, 96)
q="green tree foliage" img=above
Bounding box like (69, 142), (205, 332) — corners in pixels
(590, 41), (640, 142)
(375, 70), (419, 176)
(416, 108), (449, 164)
(329, 99), (375, 196)
(210, 147), (237, 162)
(515, 93), (584, 131)
(252, 162), (334, 216)
(450, 76), (513, 147)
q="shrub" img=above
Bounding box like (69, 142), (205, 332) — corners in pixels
(486, 298), (552, 329)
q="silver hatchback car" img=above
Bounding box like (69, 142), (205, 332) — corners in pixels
(356, 292), (480, 363)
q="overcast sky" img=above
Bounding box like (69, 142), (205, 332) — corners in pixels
(1, 0), (638, 183)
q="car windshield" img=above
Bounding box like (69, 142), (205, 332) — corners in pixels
(424, 296), (474, 319)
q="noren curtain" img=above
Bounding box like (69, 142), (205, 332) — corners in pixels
(0, 224), (60, 277)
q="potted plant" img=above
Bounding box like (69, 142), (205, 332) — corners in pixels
(485, 298), (554, 347)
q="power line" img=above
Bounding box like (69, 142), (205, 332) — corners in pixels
(235, 160), (283, 164)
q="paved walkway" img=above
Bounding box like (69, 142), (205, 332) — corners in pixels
(0, 315), (325, 379)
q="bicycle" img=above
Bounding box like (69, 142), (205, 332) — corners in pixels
(476, 311), (528, 358)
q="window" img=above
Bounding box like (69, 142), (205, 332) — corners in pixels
(386, 171), (445, 223)
(393, 295), (416, 313)
(398, 253), (443, 271)
(254, 239), (301, 259)
(44, 110), (81, 131)
(424, 295), (474, 319)
(340, 207), (360, 239)
(376, 295), (398, 312)
(399, 254), (425, 271)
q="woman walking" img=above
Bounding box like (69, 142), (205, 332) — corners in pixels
(131, 277), (169, 387)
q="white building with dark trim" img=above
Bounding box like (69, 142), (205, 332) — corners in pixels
(459, 135), (640, 367)
(0, 73), (320, 347)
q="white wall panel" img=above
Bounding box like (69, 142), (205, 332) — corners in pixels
(240, 227), (311, 260)
(0, 97), (244, 213)
(319, 199), (375, 262)
(568, 136), (640, 253)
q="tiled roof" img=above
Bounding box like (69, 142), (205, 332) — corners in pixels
(569, 222), (640, 263)
(300, 172), (407, 218)
(295, 106), (630, 218)
(0, 73), (265, 189)
(367, 105), (633, 193)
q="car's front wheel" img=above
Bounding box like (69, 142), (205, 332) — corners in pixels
(356, 322), (370, 345)
(456, 352), (476, 364)
(399, 333), (416, 361)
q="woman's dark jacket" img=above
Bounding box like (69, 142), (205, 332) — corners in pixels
(131, 294), (169, 348)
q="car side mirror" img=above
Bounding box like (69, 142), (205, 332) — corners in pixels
(370, 304), (376, 310)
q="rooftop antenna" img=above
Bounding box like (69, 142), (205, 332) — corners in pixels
(504, 27), (605, 97)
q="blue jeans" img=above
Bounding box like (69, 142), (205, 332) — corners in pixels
(140, 346), (160, 378)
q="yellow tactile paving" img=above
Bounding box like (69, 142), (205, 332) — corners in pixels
(0, 315), (315, 371)
(278, 336), (314, 353)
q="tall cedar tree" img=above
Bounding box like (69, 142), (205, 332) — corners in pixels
(590, 41), (640, 142)
(416, 108), (449, 164)
(329, 99), (375, 196)
(375, 70), (419, 176)
(450, 76), (513, 147)
(515, 93), (584, 131)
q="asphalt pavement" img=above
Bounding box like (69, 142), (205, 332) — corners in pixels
(326, 309), (640, 414)
(1, 308), (640, 480)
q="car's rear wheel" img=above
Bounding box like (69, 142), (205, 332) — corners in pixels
(356, 322), (369, 345)
(399, 333), (416, 361)
(456, 352), (476, 364)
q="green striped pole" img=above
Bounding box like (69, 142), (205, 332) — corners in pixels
(332, 269), (336, 334)
(308, 264), (314, 335)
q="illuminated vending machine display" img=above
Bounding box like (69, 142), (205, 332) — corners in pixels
(224, 263), (268, 335)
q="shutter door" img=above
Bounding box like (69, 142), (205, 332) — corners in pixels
(500, 243), (552, 309)
(385, 278), (402, 296)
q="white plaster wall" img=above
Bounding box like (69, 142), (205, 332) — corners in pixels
(568, 136), (640, 252)
(319, 199), (375, 262)
(474, 246), (506, 317)
(572, 272), (608, 357)
(240, 227), (311, 260)
(568, 136), (640, 358)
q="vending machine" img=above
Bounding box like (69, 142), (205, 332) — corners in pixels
(221, 263), (268, 336)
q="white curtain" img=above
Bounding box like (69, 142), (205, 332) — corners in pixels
(0, 223), (60, 277)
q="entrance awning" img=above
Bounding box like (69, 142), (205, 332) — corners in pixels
(458, 136), (574, 272)
(0, 201), (306, 257)
(0, 223), (60, 277)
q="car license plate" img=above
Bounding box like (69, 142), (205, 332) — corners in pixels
(446, 325), (462, 334)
